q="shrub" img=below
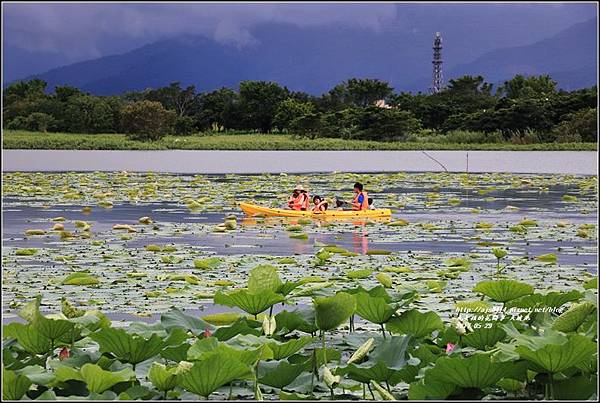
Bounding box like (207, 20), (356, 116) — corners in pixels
(173, 116), (196, 135)
(289, 112), (322, 139)
(25, 112), (56, 133)
(550, 108), (597, 143)
(508, 129), (541, 145)
(5, 117), (28, 130)
(120, 101), (175, 141)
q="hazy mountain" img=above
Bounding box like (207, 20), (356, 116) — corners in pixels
(11, 18), (597, 95)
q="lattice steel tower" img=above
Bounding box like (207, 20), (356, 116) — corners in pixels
(430, 32), (443, 93)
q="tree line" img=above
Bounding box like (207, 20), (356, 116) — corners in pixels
(3, 75), (597, 143)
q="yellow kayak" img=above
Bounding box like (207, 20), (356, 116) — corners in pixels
(239, 202), (392, 218)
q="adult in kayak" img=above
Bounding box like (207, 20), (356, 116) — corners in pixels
(287, 185), (310, 211)
(351, 182), (369, 211)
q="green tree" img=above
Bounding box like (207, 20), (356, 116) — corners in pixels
(195, 88), (241, 130)
(238, 81), (289, 132)
(145, 82), (198, 117)
(173, 116), (196, 135)
(273, 98), (315, 131)
(63, 95), (116, 133)
(120, 100), (175, 141)
(321, 78), (394, 110)
(497, 74), (557, 99)
(289, 112), (322, 139)
(3, 79), (48, 124)
(353, 106), (422, 141)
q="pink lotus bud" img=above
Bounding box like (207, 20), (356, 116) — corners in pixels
(202, 328), (212, 338)
(446, 343), (456, 354)
(59, 347), (70, 360)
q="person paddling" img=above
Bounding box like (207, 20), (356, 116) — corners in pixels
(287, 185), (310, 211)
(351, 182), (369, 211)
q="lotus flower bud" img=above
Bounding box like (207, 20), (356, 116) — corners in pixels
(262, 315), (276, 336)
(451, 317), (467, 335)
(59, 347), (70, 361)
(323, 366), (340, 389)
(446, 343), (456, 354)
(347, 337), (374, 364)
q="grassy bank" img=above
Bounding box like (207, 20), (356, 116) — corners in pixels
(2, 130), (597, 151)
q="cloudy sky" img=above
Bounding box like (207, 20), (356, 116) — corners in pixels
(4, 2), (596, 59)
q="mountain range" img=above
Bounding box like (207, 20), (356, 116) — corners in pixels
(8, 18), (597, 95)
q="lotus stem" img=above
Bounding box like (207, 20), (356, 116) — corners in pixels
(380, 323), (386, 339)
(363, 383), (366, 399)
(549, 374), (555, 400)
(367, 382), (376, 399)
(385, 380), (391, 393)
(269, 305), (273, 317)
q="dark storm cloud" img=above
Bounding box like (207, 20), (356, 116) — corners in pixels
(2, 2), (398, 59)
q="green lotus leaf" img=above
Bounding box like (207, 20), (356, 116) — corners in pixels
(289, 233), (308, 240)
(536, 253), (558, 264)
(366, 249), (393, 255)
(266, 336), (314, 360)
(80, 363), (135, 394)
(275, 309), (318, 335)
(62, 272), (100, 286)
(202, 312), (242, 326)
(160, 307), (214, 335)
(2, 367), (32, 400)
(186, 337), (220, 361)
(338, 336), (411, 383)
(462, 323), (507, 350)
(492, 248), (508, 259)
(16, 365), (55, 387)
(148, 362), (178, 392)
(387, 310), (443, 338)
(315, 248), (331, 261)
(444, 257), (471, 269)
(408, 378), (457, 400)
(583, 277), (597, 290)
(214, 289), (284, 316)
(505, 290), (583, 310)
(425, 353), (513, 389)
(279, 391), (314, 400)
(473, 280), (534, 302)
(552, 302), (597, 332)
(15, 248), (38, 256)
(161, 342), (191, 363)
(354, 292), (396, 325)
(258, 359), (310, 389)
(516, 334), (597, 373)
(178, 351), (252, 398)
(553, 374), (598, 400)
(248, 264), (283, 293)
(3, 322), (52, 355)
(277, 281), (302, 297)
(32, 314), (75, 342)
(89, 327), (166, 365)
(193, 257), (222, 270)
(375, 273), (393, 288)
(347, 269), (373, 279)
(425, 280), (446, 293)
(314, 292), (356, 331)
(213, 318), (262, 341)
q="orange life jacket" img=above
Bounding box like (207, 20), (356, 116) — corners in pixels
(290, 193), (309, 211)
(352, 191), (369, 210)
(313, 200), (328, 212)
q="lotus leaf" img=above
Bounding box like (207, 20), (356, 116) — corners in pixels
(258, 359), (310, 389)
(148, 362), (178, 391)
(314, 292), (356, 331)
(193, 257), (222, 269)
(248, 264), (283, 293)
(2, 367), (32, 400)
(62, 272), (100, 286)
(536, 253), (558, 263)
(214, 289), (284, 316)
(354, 292), (396, 325)
(473, 280), (534, 302)
(516, 334), (597, 373)
(178, 351), (252, 398)
(424, 353), (513, 389)
(89, 328), (166, 365)
(80, 363), (135, 394)
(266, 337), (314, 360)
(387, 310), (443, 338)
(552, 302), (597, 332)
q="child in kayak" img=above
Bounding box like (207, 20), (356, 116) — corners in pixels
(312, 195), (329, 212)
(352, 182), (369, 210)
